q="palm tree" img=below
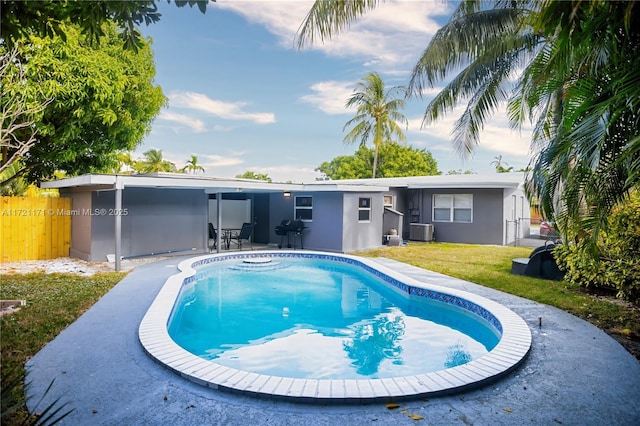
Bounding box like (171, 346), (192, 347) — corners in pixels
(343, 72), (408, 178)
(297, 1), (539, 159)
(182, 154), (205, 174)
(490, 155), (513, 173)
(514, 1), (640, 245)
(490, 155), (505, 172)
(139, 149), (177, 173)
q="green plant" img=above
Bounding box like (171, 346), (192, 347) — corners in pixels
(554, 192), (640, 303)
(1, 367), (74, 425)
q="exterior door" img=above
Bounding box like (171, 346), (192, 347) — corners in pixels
(253, 193), (270, 244)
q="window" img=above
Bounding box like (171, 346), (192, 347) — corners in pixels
(295, 196), (313, 221)
(358, 197), (371, 222)
(383, 195), (394, 208)
(433, 194), (472, 223)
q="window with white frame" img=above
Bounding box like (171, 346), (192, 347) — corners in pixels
(358, 197), (371, 222)
(294, 196), (313, 221)
(433, 194), (473, 223)
(383, 195), (394, 208)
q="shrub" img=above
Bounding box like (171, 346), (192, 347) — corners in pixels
(554, 191), (640, 304)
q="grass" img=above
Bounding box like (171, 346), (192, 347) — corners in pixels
(0, 271), (127, 425)
(1, 245), (638, 423)
(354, 243), (640, 358)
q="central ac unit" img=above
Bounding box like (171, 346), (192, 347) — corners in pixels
(409, 223), (434, 242)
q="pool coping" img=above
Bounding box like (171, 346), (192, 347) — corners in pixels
(138, 250), (532, 402)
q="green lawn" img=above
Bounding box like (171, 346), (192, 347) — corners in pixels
(1, 245), (638, 423)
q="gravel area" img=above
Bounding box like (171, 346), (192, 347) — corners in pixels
(0, 256), (167, 275)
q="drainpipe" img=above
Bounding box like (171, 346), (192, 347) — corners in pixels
(114, 176), (123, 271)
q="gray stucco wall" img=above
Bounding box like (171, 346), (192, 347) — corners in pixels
(269, 192), (345, 252)
(60, 190), (93, 261)
(269, 191), (384, 253)
(411, 188), (505, 245)
(342, 192), (384, 252)
(89, 188), (208, 261)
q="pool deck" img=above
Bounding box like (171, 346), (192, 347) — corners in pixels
(26, 255), (640, 425)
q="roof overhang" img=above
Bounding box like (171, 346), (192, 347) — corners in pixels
(313, 173), (526, 190)
(40, 173), (389, 194)
(41, 172), (523, 193)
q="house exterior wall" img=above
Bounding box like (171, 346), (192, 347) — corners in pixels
(410, 188), (505, 245)
(89, 188), (207, 261)
(342, 192), (385, 252)
(60, 189), (93, 261)
(269, 192), (345, 252)
(502, 187), (531, 244)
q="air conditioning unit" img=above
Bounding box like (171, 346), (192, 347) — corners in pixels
(409, 223), (434, 242)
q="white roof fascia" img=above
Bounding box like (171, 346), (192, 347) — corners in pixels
(300, 183), (389, 192)
(315, 173), (525, 190)
(40, 174), (116, 189)
(41, 174), (390, 193)
(41, 174), (300, 193)
(41, 173), (522, 193)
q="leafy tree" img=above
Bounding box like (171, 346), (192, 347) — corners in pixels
(182, 154), (205, 174)
(110, 151), (139, 175)
(316, 142), (438, 180)
(0, 22), (166, 184)
(138, 149), (177, 173)
(446, 169), (475, 175)
(1, 0), (209, 52)
(0, 161), (28, 195)
(343, 72), (408, 178)
(236, 171), (272, 182)
(0, 46), (53, 177)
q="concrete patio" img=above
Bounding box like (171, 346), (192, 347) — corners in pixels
(25, 255), (640, 425)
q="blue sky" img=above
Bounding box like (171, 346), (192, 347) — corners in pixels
(138, 0), (532, 182)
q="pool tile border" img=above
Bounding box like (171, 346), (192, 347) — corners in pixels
(139, 251), (531, 402)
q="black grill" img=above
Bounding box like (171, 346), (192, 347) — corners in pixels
(275, 219), (306, 249)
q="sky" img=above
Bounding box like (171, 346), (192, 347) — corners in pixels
(137, 0), (533, 183)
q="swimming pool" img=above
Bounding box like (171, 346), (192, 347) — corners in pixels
(139, 251), (531, 402)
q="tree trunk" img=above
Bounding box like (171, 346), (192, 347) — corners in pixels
(372, 143), (379, 178)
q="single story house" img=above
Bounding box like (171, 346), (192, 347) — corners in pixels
(40, 172), (531, 269)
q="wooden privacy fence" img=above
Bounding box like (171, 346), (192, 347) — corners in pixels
(1, 196), (72, 262)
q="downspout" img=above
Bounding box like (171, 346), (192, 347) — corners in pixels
(114, 176), (123, 271)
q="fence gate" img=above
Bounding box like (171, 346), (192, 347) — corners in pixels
(1, 196), (72, 262)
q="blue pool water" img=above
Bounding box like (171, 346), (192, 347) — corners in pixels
(168, 257), (501, 380)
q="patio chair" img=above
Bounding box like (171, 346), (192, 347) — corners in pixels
(208, 223), (217, 251)
(229, 222), (253, 250)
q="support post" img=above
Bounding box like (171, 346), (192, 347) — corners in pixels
(216, 192), (222, 252)
(115, 178), (123, 271)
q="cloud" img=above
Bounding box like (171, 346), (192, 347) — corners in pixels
(199, 153), (245, 168)
(299, 81), (356, 115)
(168, 91), (276, 124)
(157, 111), (206, 133)
(407, 104), (533, 158)
(213, 124), (236, 132)
(215, 0), (452, 71)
